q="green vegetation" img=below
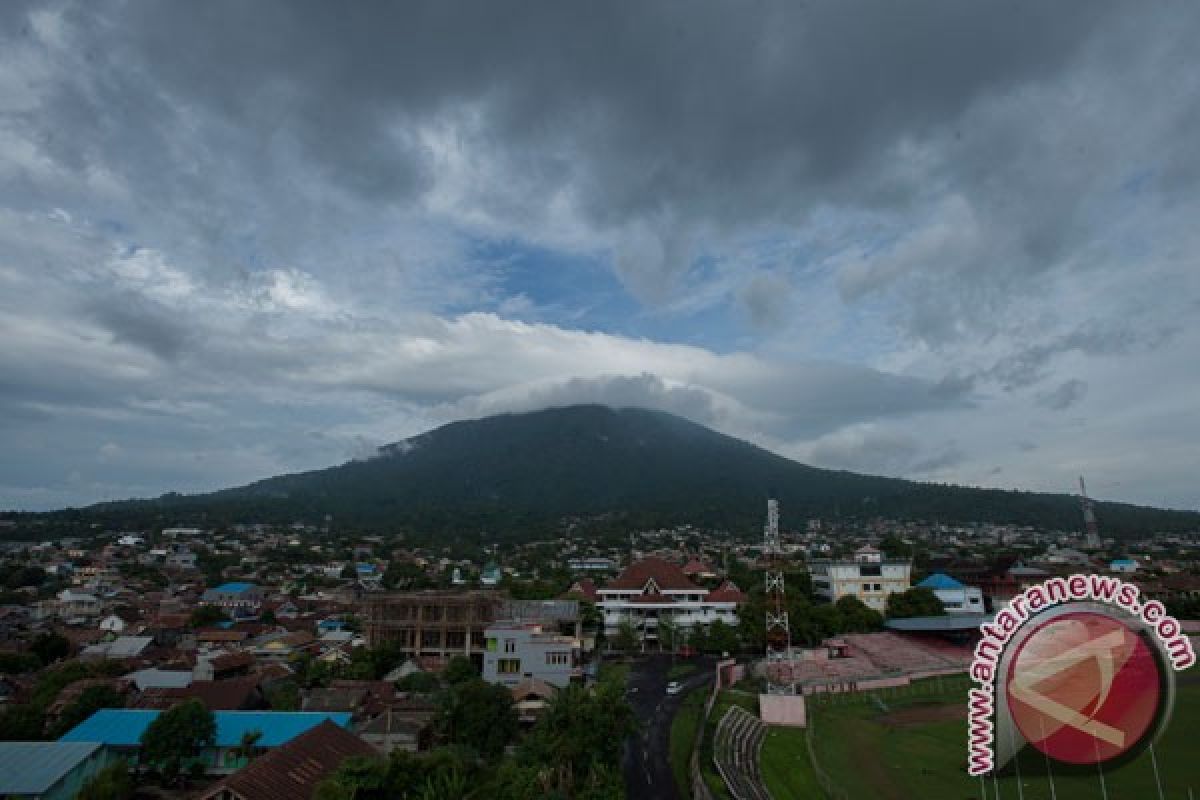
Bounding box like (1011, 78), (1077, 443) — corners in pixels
(669, 688), (706, 796)
(76, 760), (134, 800)
(667, 662), (698, 682)
(436, 678), (518, 759)
(797, 670), (1200, 800)
(759, 726), (822, 800)
(11, 405), (1196, 540)
(188, 604), (229, 628)
(885, 587), (945, 619)
(139, 698), (217, 785)
(698, 690), (760, 798)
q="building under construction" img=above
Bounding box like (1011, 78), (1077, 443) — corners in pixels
(362, 590), (580, 661)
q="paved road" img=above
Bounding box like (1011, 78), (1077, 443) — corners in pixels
(623, 655), (715, 800)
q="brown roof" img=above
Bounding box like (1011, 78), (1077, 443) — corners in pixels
(196, 629), (249, 642)
(705, 580), (748, 604)
(680, 559), (713, 575)
(134, 676), (260, 711)
(564, 579), (598, 602)
(199, 720), (376, 800)
(602, 557), (700, 592)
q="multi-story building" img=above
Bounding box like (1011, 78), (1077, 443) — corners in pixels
(362, 590), (504, 660)
(595, 557), (745, 644)
(915, 573), (984, 614)
(809, 545), (912, 612)
(481, 621), (581, 688)
(361, 591), (579, 664)
(200, 582), (265, 613)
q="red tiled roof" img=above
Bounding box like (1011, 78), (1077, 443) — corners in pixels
(565, 579), (598, 602)
(199, 720), (376, 800)
(602, 557), (700, 592)
(680, 559), (712, 575)
(705, 580), (747, 604)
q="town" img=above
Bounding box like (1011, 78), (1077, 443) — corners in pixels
(1, 503), (1197, 799)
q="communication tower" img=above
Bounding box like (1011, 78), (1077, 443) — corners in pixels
(763, 498), (795, 694)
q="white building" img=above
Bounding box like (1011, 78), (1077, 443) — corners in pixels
(482, 621), (580, 689)
(596, 557), (745, 644)
(915, 573), (984, 614)
(809, 545), (912, 612)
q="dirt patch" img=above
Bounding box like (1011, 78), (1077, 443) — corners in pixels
(877, 703), (966, 728)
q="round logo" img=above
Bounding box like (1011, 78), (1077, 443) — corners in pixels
(1005, 611), (1163, 765)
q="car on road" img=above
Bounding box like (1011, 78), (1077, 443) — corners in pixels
(665, 680), (682, 695)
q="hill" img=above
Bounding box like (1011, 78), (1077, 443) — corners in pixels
(6, 405), (1198, 540)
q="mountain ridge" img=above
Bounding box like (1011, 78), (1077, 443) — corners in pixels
(7, 405), (1199, 539)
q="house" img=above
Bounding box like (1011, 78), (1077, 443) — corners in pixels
(0, 741), (115, 800)
(915, 573), (984, 614)
(98, 614), (128, 634)
(595, 557), (744, 644)
(80, 636), (153, 661)
(126, 668), (193, 691)
(480, 562), (501, 587)
(59, 710), (354, 774)
(809, 546), (913, 612)
(681, 558), (717, 582)
(57, 589), (101, 620)
(510, 678), (558, 724)
(482, 622), (581, 689)
(566, 557), (617, 573)
(197, 720), (376, 800)
(202, 583), (265, 613)
(1110, 558), (1138, 574)
(356, 707), (436, 754)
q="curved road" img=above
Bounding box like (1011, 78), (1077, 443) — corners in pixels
(623, 655), (715, 800)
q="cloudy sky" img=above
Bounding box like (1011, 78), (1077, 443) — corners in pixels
(2, 1), (1199, 511)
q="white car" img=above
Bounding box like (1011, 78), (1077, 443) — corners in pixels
(666, 681), (683, 695)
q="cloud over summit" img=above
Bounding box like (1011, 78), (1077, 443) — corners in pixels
(2, 1), (1199, 509)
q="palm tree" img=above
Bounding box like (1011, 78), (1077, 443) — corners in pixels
(236, 729), (263, 762)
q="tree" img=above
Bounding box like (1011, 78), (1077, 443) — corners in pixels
(30, 632), (69, 665)
(834, 596), (885, 632)
(443, 655), (476, 685)
(77, 760), (133, 800)
(139, 698), (216, 784)
(614, 616), (640, 655)
(189, 605), (229, 628)
(886, 587), (946, 619)
(236, 729), (263, 761)
(266, 681), (300, 711)
(656, 613), (679, 655)
(396, 671), (439, 694)
(437, 678), (518, 760)
(0, 704), (45, 740)
(340, 563), (358, 580)
(501, 675), (634, 798)
(706, 619), (739, 655)
(51, 684), (124, 738)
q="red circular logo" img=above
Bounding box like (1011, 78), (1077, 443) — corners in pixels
(1005, 611), (1162, 765)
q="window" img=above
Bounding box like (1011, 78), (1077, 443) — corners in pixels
(862, 583), (871, 592)
(498, 658), (520, 674)
(486, 638), (497, 652)
(504, 639), (516, 653)
(545, 651), (569, 666)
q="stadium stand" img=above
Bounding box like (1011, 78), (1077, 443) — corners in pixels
(713, 705), (770, 800)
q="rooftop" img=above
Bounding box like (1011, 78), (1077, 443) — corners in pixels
(0, 741), (103, 795)
(210, 582), (257, 594)
(916, 573), (965, 591)
(60, 710), (352, 748)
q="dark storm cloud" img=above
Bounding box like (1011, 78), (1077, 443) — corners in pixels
(4, 1), (1128, 292)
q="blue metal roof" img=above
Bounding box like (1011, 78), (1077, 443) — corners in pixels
(60, 710), (352, 748)
(885, 613), (993, 632)
(917, 573), (965, 590)
(0, 741), (102, 794)
(212, 582), (256, 594)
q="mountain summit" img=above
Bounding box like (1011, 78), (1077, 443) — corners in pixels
(74, 405), (1198, 538)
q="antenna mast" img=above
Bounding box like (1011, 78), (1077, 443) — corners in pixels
(763, 498), (794, 694)
(1079, 476), (1101, 549)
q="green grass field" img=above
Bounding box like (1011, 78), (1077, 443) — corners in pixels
(792, 668), (1200, 800)
(759, 725), (823, 800)
(670, 688), (706, 797)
